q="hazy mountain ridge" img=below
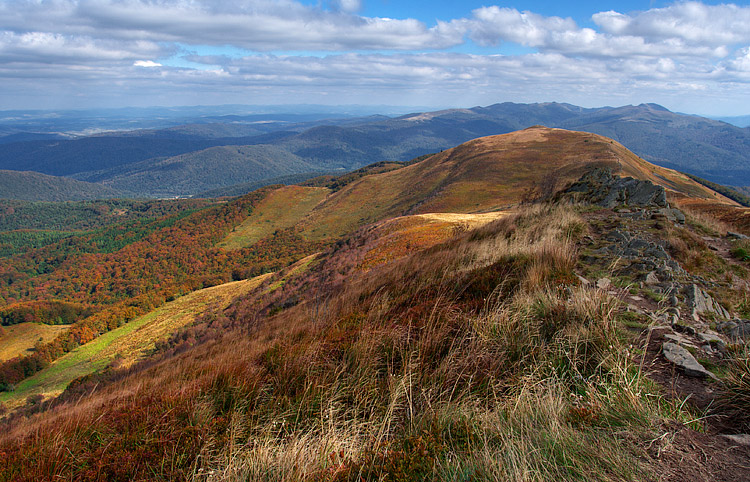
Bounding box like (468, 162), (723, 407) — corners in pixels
(0, 170), (125, 201)
(1, 102), (749, 200)
(73, 144), (320, 198)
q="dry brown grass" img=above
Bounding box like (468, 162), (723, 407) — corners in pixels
(0, 323), (70, 362)
(0, 203), (697, 481)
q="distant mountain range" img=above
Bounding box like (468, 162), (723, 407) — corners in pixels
(0, 102), (749, 199)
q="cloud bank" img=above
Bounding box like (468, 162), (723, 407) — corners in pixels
(0, 1), (748, 114)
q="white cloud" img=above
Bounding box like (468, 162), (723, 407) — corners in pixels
(134, 60), (162, 68)
(593, 2), (750, 45)
(0, 31), (164, 64)
(0, 0), (463, 51)
(466, 5), (732, 58)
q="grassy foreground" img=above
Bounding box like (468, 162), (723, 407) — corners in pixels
(0, 204), (707, 481)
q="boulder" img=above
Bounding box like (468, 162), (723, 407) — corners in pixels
(662, 342), (718, 379)
(657, 208), (686, 224)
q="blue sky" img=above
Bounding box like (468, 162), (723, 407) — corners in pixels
(1, 1), (750, 115)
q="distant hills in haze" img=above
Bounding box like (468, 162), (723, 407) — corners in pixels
(0, 170), (125, 201)
(0, 102), (749, 200)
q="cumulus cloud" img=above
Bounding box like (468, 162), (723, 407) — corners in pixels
(465, 5), (732, 58)
(0, 1), (749, 112)
(593, 2), (750, 45)
(0, 0), (463, 51)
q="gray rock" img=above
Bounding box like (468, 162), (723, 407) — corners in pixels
(645, 245), (670, 259)
(664, 333), (699, 349)
(606, 230), (630, 243)
(596, 278), (612, 290)
(645, 271), (660, 286)
(563, 168), (668, 208)
(628, 238), (651, 251)
(717, 320), (750, 340)
(658, 208), (686, 224)
(621, 211), (647, 220)
(697, 330), (726, 349)
(721, 434), (750, 446)
(662, 342), (718, 379)
(684, 284), (730, 321)
(727, 231), (749, 240)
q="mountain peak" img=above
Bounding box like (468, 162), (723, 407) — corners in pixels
(638, 103), (670, 112)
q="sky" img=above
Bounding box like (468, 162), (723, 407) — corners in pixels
(1, 0), (750, 115)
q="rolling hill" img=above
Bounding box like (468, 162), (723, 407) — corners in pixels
(295, 126), (733, 240)
(74, 144), (321, 198)
(0, 170), (125, 201)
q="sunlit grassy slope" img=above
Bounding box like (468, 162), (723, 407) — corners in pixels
(298, 127), (734, 240)
(0, 323), (70, 362)
(358, 212), (509, 271)
(219, 185), (329, 249)
(0, 275), (270, 407)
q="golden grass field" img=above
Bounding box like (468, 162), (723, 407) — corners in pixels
(0, 323), (70, 362)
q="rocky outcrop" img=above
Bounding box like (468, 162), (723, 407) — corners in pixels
(564, 168), (667, 208)
(684, 284), (730, 321)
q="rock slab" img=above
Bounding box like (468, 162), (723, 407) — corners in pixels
(662, 342), (717, 379)
(684, 284), (730, 321)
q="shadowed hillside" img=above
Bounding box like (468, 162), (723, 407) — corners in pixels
(0, 170), (125, 201)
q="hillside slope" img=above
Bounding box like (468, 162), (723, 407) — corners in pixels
(74, 144), (318, 198)
(0, 170), (125, 201)
(298, 126), (733, 240)
(2, 102), (750, 201)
